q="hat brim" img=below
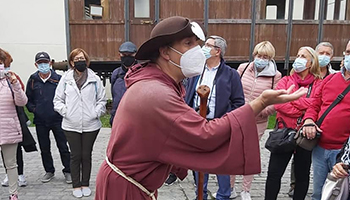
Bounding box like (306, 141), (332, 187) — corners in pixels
(136, 23), (195, 60)
(35, 58), (50, 62)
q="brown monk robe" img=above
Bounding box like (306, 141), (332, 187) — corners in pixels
(95, 16), (307, 200)
(95, 63), (260, 200)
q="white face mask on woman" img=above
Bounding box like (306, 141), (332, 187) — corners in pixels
(254, 58), (269, 69)
(168, 45), (206, 78)
(292, 58), (308, 73)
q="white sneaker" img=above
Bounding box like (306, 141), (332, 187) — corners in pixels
(230, 187), (238, 198)
(212, 188), (237, 199)
(18, 175), (27, 187)
(240, 191), (251, 200)
(72, 188), (83, 198)
(82, 187), (91, 197)
(1, 175), (9, 187)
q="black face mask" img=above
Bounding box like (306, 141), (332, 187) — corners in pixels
(121, 56), (136, 67)
(74, 61), (87, 72)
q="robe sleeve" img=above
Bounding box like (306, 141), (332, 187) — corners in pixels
(157, 104), (260, 176)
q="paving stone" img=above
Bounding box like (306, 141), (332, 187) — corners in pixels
(0, 128), (314, 200)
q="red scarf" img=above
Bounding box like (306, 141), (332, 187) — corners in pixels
(291, 73), (315, 87)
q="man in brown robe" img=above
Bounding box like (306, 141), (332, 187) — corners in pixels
(95, 16), (307, 200)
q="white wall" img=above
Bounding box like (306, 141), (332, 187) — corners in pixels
(0, 0), (68, 84)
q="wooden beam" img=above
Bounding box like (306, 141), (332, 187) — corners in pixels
(259, 0), (267, 19)
(347, 0), (350, 20)
(303, 0), (316, 19)
(334, 0), (341, 20)
(324, 0), (328, 19)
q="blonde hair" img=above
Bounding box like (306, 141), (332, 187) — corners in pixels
(68, 48), (90, 67)
(291, 46), (321, 79)
(253, 41), (275, 59)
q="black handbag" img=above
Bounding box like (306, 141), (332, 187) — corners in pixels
(16, 106), (37, 152)
(265, 117), (297, 153)
(295, 82), (350, 151)
(295, 124), (321, 151)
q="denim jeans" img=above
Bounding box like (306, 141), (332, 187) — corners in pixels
(194, 172), (231, 200)
(312, 145), (341, 200)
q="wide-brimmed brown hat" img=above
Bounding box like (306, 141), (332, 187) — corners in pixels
(135, 16), (205, 60)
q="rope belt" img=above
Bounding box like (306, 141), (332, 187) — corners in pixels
(105, 156), (156, 200)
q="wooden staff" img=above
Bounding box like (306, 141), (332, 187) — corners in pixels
(196, 85), (210, 200)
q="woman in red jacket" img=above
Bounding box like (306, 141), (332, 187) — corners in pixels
(265, 46), (322, 200)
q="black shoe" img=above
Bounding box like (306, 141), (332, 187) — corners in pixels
(165, 173), (177, 185)
(288, 185), (294, 197)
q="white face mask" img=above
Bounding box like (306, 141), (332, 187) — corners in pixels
(168, 45), (206, 78)
(292, 58), (308, 73)
(0, 64), (4, 70)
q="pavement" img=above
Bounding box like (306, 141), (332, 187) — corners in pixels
(0, 128), (313, 200)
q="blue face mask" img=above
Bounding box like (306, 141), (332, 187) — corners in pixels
(318, 55), (330, 67)
(38, 63), (51, 74)
(254, 58), (269, 69)
(345, 55), (350, 71)
(293, 58), (308, 73)
(201, 46), (212, 60)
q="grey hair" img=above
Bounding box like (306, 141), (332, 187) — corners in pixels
(208, 35), (227, 57)
(315, 42), (334, 55)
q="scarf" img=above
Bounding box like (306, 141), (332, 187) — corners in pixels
(73, 69), (88, 90)
(290, 73), (315, 87)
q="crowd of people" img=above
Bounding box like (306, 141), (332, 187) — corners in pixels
(0, 48), (106, 200)
(0, 15), (350, 200)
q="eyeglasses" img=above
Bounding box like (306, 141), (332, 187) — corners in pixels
(205, 43), (220, 49)
(73, 56), (86, 62)
(343, 50), (350, 56)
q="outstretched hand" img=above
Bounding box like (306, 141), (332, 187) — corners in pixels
(249, 85), (308, 115)
(260, 85), (308, 107)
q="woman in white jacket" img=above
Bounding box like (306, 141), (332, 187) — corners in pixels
(53, 48), (106, 198)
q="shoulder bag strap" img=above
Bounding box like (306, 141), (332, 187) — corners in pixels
(316, 83), (350, 127)
(296, 83), (314, 125)
(5, 79), (14, 99)
(240, 62), (250, 79)
(306, 82), (313, 98)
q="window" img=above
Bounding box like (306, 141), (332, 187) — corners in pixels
(84, 0), (109, 20)
(134, 0), (150, 18)
(265, 0), (287, 19)
(325, 0), (347, 20)
(264, 0), (348, 20)
(266, 5), (278, 19)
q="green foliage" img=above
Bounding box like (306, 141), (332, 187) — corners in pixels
(100, 114), (112, 128)
(24, 107), (112, 128)
(267, 113), (276, 129)
(24, 107), (35, 127)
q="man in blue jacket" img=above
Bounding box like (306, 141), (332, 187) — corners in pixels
(26, 52), (71, 184)
(110, 41), (137, 126)
(185, 36), (245, 200)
